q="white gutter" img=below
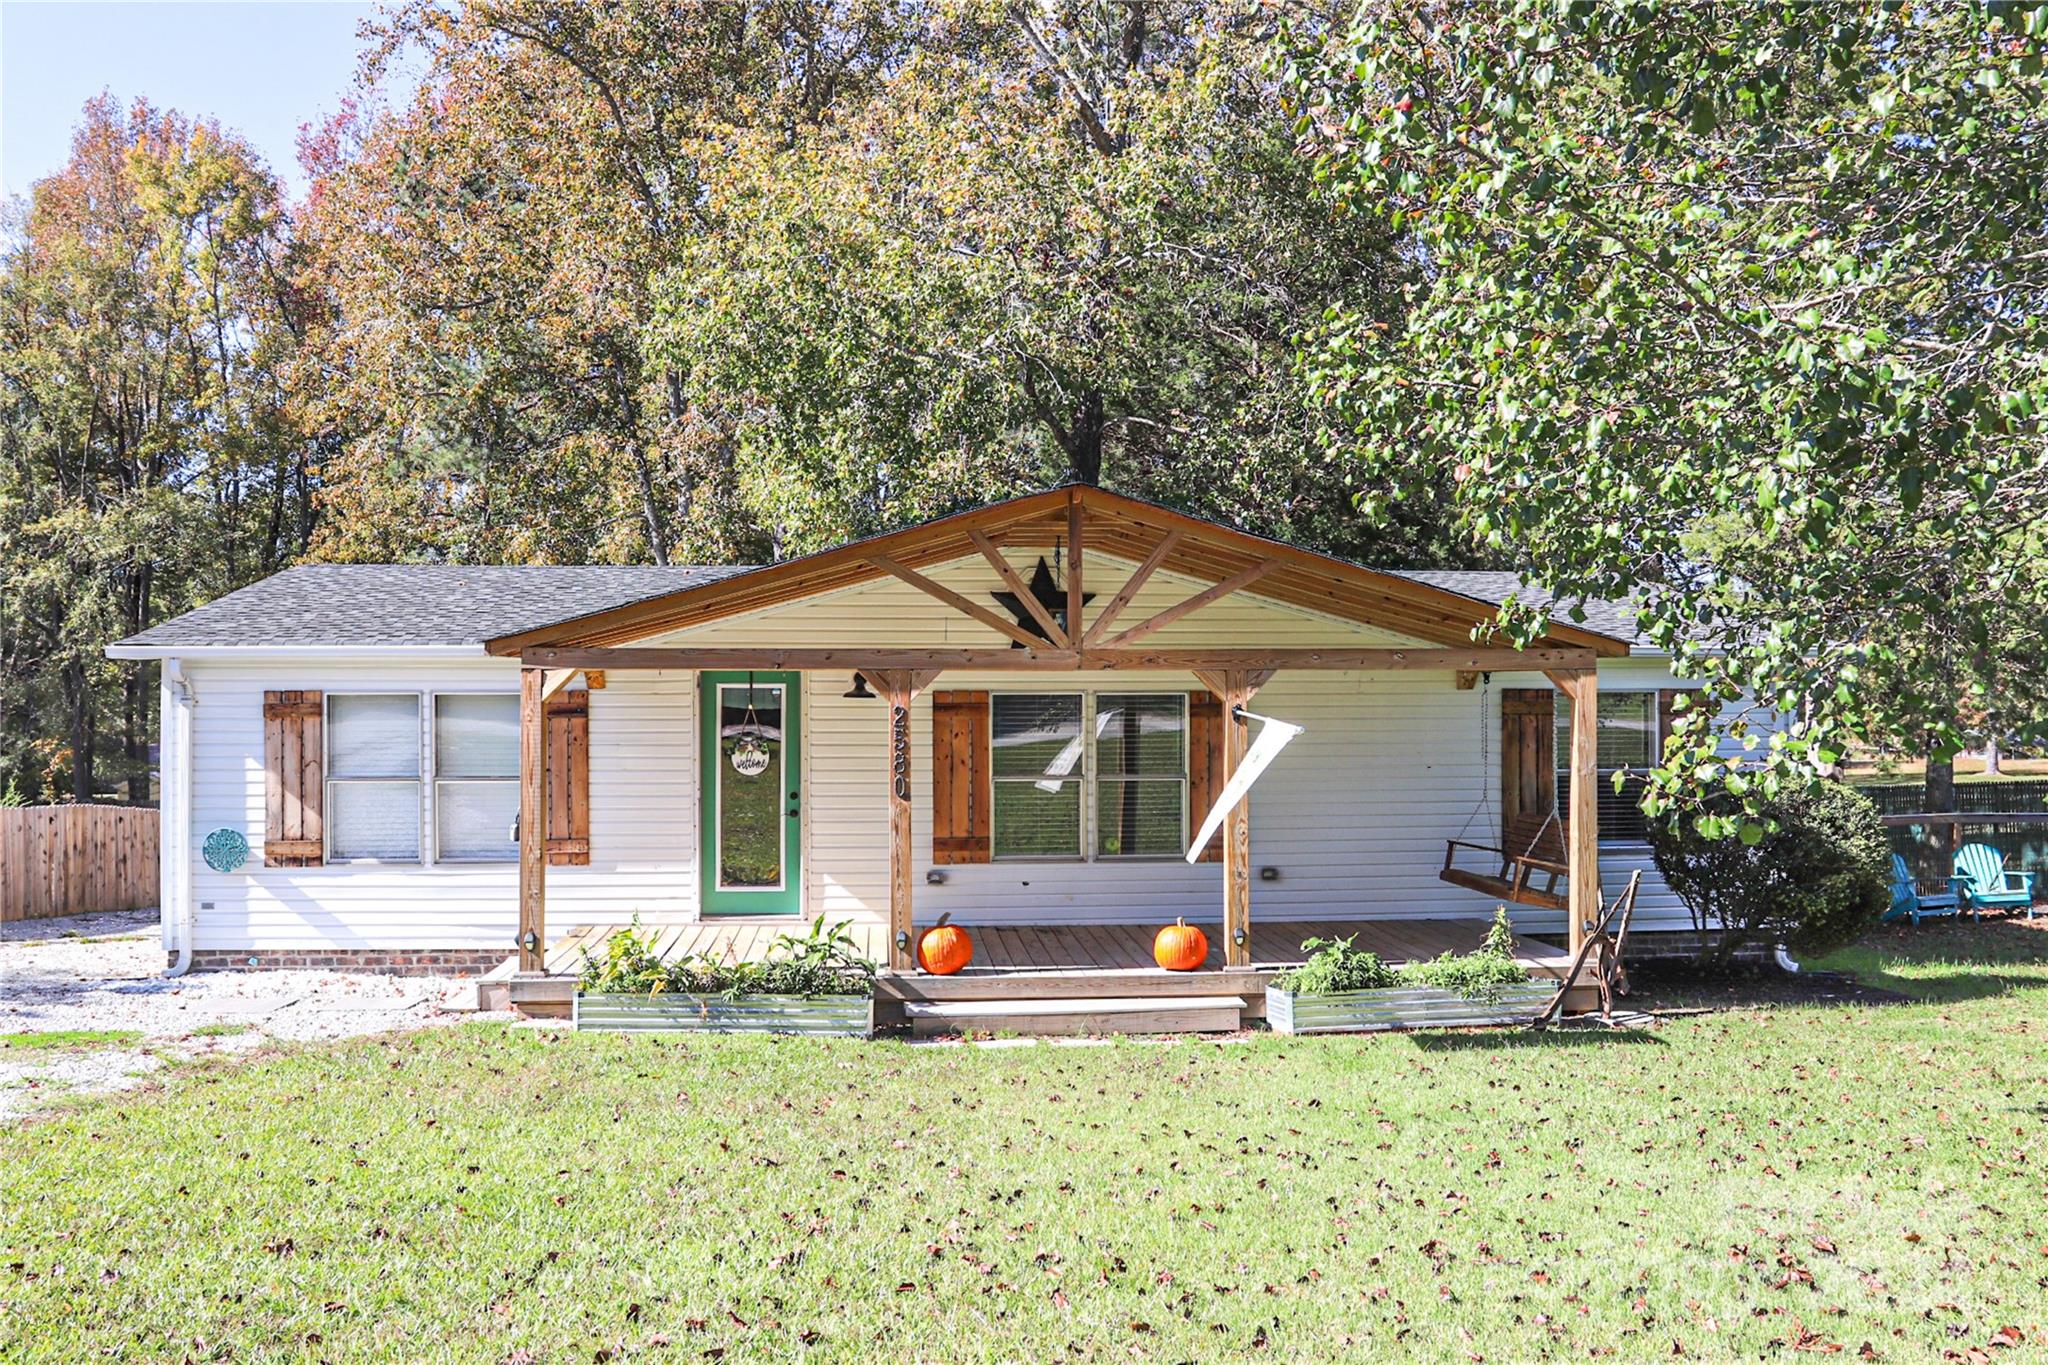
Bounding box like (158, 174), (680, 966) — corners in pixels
(162, 659), (195, 977)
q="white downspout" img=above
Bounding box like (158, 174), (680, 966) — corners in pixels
(1774, 944), (1800, 974)
(162, 659), (195, 977)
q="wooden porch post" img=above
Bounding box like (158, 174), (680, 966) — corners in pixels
(872, 669), (938, 972)
(518, 665), (547, 973)
(1548, 668), (1601, 959)
(1195, 667), (1270, 970)
(1222, 675), (1254, 968)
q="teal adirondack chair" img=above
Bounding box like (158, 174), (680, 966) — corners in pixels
(1950, 844), (2037, 919)
(1887, 853), (1960, 924)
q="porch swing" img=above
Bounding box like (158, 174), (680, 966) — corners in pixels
(1438, 674), (1572, 911)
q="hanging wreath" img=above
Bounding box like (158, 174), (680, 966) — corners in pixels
(728, 674), (772, 776)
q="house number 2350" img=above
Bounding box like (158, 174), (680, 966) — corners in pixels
(891, 704), (911, 800)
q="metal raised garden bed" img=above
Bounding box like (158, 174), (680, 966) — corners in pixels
(1265, 980), (1557, 1035)
(574, 993), (873, 1038)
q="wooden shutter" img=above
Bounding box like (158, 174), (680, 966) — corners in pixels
(545, 690), (591, 866)
(1187, 690), (1224, 863)
(263, 690), (324, 866)
(931, 690), (991, 864)
(1657, 689), (1687, 760)
(1499, 688), (1556, 836)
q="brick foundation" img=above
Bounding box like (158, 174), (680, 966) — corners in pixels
(181, 948), (507, 976)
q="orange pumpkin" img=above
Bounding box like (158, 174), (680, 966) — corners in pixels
(1152, 918), (1210, 972)
(917, 914), (974, 975)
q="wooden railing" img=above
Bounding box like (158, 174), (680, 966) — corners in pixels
(0, 805), (160, 922)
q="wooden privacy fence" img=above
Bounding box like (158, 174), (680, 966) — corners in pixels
(0, 805), (160, 922)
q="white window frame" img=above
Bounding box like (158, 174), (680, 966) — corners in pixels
(1554, 688), (1657, 845)
(429, 690), (522, 866)
(989, 690), (1190, 864)
(323, 691), (424, 866)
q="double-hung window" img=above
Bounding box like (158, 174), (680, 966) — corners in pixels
(326, 694), (422, 863)
(1094, 694), (1187, 857)
(989, 692), (1188, 861)
(434, 694), (520, 862)
(1555, 690), (1654, 841)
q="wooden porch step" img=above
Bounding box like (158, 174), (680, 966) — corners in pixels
(906, 995), (1244, 1038)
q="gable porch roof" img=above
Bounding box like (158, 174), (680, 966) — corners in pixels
(483, 485), (1631, 658)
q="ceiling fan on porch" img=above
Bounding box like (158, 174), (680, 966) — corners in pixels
(990, 538), (1093, 647)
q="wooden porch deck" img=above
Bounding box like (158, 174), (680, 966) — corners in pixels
(500, 916), (1587, 1021)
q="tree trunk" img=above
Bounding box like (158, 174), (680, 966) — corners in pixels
(66, 663), (95, 803)
(1982, 732), (2003, 778)
(1924, 742), (1957, 859)
(1068, 388), (1104, 486)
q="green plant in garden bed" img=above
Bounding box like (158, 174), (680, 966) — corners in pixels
(579, 917), (877, 998)
(1274, 909), (1530, 1001)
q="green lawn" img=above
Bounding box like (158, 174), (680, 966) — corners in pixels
(3, 930), (2044, 1362)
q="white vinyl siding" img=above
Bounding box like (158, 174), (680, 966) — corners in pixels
(179, 659), (694, 952)
(168, 551), (1736, 958)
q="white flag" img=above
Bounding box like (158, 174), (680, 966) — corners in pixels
(1185, 708), (1304, 863)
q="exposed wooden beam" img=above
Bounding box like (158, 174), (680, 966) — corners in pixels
(1190, 668), (1276, 702)
(520, 645), (1603, 673)
(867, 552), (1047, 650)
(517, 667), (547, 974)
(1066, 492), (1085, 648)
(539, 668), (580, 702)
(1454, 671), (1479, 691)
(1081, 527), (1183, 646)
(1094, 647), (1597, 672)
(1096, 559), (1282, 650)
(526, 646), (1078, 671)
(967, 528), (1068, 646)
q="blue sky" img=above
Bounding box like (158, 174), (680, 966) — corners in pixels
(2, 1), (407, 201)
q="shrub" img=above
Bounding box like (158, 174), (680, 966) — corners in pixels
(580, 917), (878, 998)
(1273, 934), (1400, 994)
(1649, 781), (1891, 966)
(1277, 909), (1532, 1001)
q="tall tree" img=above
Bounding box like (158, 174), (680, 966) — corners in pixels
(300, 0), (921, 566)
(1, 96), (316, 802)
(1290, 1), (2048, 833)
(653, 0), (1451, 561)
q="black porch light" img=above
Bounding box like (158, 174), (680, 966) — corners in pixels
(843, 672), (877, 700)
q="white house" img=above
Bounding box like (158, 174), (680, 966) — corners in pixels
(110, 486), (1722, 1010)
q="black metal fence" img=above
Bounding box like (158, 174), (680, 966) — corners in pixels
(1855, 778), (2048, 818)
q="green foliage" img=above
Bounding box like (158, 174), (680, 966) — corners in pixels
(579, 917), (878, 999)
(1397, 950), (1531, 1003)
(1277, 909), (1529, 999)
(1288, 2), (2048, 823)
(1, 95), (317, 803)
(1273, 934), (1401, 994)
(642, 1), (1464, 565)
(1649, 782), (1893, 966)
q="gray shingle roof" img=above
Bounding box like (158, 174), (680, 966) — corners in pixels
(114, 564), (751, 649)
(114, 562), (1646, 652)
(1389, 571), (1646, 646)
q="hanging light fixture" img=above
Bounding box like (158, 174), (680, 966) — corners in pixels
(843, 672), (876, 700)
(728, 671), (772, 776)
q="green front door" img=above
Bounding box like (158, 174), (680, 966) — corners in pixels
(699, 672), (801, 916)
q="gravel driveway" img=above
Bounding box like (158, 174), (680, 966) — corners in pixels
(0, 909), (508, 1119)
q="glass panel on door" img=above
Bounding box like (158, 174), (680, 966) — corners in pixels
(700, 672), (802, 915)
